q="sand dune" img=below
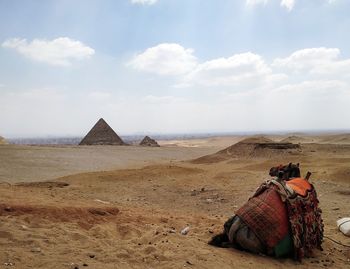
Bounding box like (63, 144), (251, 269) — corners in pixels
(1, 135), (350, 268)
(319, 134), (350, 144)
(280, 134), (350, 145)
(192, 136), (302, 163)
(280, 135), (316, 144)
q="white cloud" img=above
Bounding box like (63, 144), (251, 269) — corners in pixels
(184, 52), (276, 87)
(128, 43), (197, 75)
(247, 0), (335, 11)
(272, 47), (350, 78)
(127, 44), (350, 131)
(2, 37), (95, 66)
(130, 44), (350, 94)
(130, 45), (287, 88)
(280, 0), (295, 11)
(273, 47), (340, 70)
(273, 80), (348, 95)
(130, 0), (158, 5)
(245, 0), (268, 6)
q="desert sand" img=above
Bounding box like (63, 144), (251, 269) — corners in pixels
(1, 134), (350, 269)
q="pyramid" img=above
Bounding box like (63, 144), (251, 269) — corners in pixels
(139, 136), (160, 147)
(79, 118), (126, 145)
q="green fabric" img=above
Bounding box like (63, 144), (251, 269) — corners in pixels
(274, 233), (293, 257)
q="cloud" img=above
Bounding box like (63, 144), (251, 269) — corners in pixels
(246, 0), (335, 11)
(128, 43), (197, 75)
(245, 0), (268, 6)
(130, 44), (287, 88)
(273, 80), (348, 95)
(2, 37), (95, 66)
(280, 0), (295, 11)
(130, 43), (350, 94)
(272, 47), (350, 78)
(127, 44), (350, 131)
(130, 0), (158, 5)
(247, 0), (294, 11)
(273, 47), (340, 69)
(184, 52), (277, 88)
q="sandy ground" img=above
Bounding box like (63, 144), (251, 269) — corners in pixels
(1, 135), (350, 269)
(0, 145), (215, 183)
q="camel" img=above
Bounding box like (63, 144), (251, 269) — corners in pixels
(209, 163), (323, 261)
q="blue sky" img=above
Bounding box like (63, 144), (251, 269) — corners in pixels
(1, 0), (350, 137)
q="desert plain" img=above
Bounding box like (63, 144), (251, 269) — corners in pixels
(1, 134), (350, 269)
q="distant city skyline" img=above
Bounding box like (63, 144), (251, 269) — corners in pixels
(1, 0), (350, 137)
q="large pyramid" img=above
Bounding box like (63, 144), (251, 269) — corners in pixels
(79, 118), (126, 145)
(139, 136), (160, 147)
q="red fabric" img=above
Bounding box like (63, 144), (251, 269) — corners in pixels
(236, 187), (289, 249)
(286, 178), (312, 197)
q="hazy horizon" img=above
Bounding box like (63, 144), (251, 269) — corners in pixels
(5, 128), (350, 141)
(1, 0), (350, 137)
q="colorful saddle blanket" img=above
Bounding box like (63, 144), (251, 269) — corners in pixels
(236, 178), (323, 260)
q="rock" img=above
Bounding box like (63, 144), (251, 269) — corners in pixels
(205, 198), (213, 203)
(94, 199), (110, 204)
(31, 247), (41, 253)
(181, 226), (190, 235)
(4, 206), (13, 212)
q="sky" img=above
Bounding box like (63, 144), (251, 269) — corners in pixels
(1, 0), (350, 137)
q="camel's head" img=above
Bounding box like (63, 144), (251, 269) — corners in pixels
(269, 163), (301, 180)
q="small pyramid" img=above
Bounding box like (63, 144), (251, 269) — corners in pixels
(139, 136), (160, 147)
(79, 118), (125, 145)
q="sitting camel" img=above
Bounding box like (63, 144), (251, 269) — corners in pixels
(209, 163), (323, 261)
